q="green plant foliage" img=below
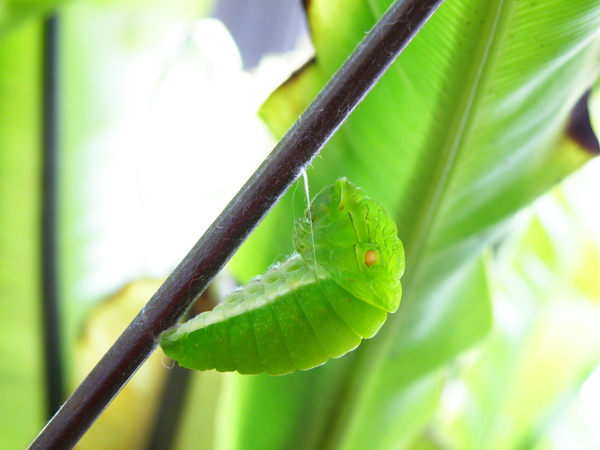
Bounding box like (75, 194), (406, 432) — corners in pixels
(0, 20), (45, 449)
(4, 0), (600, 447)
(430, 175), (600, 448)
(226, 0), (600, 448)
(0, 0), (67, 34)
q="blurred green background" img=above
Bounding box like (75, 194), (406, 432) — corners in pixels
(2, 0), (600, 448)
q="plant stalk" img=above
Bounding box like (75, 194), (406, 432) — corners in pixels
(41, 14), (65, 420)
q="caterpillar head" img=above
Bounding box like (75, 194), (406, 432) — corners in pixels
(295, 178), (405, 313)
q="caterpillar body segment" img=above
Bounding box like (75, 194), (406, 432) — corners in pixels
(161, 254), (385, 375)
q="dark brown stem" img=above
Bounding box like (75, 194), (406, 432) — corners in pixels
(29, 0), (444, 448)
(41, 14), (65, 420)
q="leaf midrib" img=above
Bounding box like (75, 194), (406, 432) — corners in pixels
(325, 0), (519, 447)
(402, 0), (514, 290)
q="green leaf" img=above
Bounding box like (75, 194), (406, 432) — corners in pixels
(226, 0), (600, 447)
(432, 181), (600, 449)
(1, 0), (69, 34)
(0, 20), (45, 449)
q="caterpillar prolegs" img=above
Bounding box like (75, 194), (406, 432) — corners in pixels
(160, 179), (405, 375)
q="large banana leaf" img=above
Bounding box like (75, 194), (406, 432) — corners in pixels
(433, 170), (600, 448)
(225, 0), (600, 448)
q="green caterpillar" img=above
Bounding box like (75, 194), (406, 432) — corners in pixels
(160, 178), (405, 375)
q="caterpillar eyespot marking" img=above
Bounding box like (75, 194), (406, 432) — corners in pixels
(160, 178), (405, 375)
(365, 250), (378, 266)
